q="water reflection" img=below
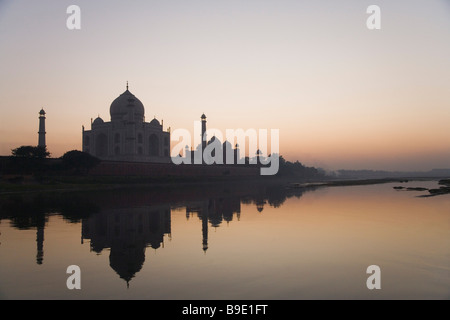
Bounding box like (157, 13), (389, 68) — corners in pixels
(0, 182), (312, 285)
(82, 205), (171, 287)
(0, 193), (99, 265)
(185, 196), (242, 252)
(1, 181), (448, 299)
(12, 214), (47, 265)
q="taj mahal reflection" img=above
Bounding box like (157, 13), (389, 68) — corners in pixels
(81, 205), (171, 287)
(0, 183), (309, 288)
(80, 195), (243, 286)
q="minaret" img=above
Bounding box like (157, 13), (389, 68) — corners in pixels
(38, 108), (46, 147)
(201, 113), (207, 156)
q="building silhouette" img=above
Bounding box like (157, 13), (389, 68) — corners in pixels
(183, 114), (241, 165)
(82, 83), (170, 163)
(38, 108), (46, 147)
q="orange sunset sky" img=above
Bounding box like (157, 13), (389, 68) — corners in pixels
(0, 0), (449, 171)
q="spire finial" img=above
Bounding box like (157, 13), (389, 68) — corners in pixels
(126, 81), (129, 90)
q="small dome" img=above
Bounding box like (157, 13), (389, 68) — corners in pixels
(110, 88), (145, 122)
(149, 118), (160, 126)
(39, 108), (46, 115)
(92, 117), (104, 126)
(201, 113), (206, 120)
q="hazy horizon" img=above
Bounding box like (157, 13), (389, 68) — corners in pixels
(1, 0), (449, 172)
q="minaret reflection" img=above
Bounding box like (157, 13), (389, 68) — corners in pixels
(82, 204), (171, 287)
(202, 214), (208, 253)
(186, 196), (241, 253)
(36, 221), (44, 265)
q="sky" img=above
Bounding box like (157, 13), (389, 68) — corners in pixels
(0, 0), (449, 171)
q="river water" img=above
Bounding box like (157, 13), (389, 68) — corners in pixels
(0, 180), (448, 299)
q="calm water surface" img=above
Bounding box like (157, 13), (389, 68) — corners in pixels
(0, 180), (448, 299)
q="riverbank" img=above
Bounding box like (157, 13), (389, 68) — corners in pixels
(1, 172), (449, 197)
(392, 178), (450, 197)
(286, 177), (450, 197)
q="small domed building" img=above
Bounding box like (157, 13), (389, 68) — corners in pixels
(82, 84), (170, 163)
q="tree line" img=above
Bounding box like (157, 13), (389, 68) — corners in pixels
(2, 145), (324, 179)
(2, 146), (100, 175)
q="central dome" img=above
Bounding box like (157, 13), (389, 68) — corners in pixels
(110, 89), (145, 122)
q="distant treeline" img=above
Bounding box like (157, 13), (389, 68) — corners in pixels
(331, 169), (450, 179)
(0, 145), (325, 180)
(276, 156), (325, 179)
(0, 147), (100, 177)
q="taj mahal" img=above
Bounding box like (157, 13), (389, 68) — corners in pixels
(82, 83), (171, 163)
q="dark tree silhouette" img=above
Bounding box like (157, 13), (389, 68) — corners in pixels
(11, 145), (50, 158)
(61, 150), (100, 174)
(275, 155), (323, 179)
(6, 145), (51, 174)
